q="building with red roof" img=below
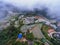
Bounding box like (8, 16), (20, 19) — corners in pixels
(48, 29), (55, 34)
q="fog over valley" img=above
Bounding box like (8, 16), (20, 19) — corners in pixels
(0, 0), (60, 21)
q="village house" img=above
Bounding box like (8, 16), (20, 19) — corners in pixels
(35, 16), (51, 24)
(18, 15), (24, 19)
(14, 20), (20, 28)
(23, 17), (35, 24)
(52, 32), (60, 40)
(49, 19), (57, 24)
(50, 24), (57, 29)
(48, 29), (56, 38)
(16, 33), (27, 42)
(35, 16), (46, 23)
(10, 18), (15, 21)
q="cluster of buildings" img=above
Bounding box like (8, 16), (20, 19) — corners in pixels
(0, 14), (57, 30)
(47, 21), (60, 40)
(48, 28), (60, 40)
(18, 15), (60, 40)
(0, 14), (60, 41)
(22, 15), (49, 24)
(22, 15), (57, 30)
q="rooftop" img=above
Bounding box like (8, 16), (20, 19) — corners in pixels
(52, 33), (60, 40)
(48, 29), (55, 34)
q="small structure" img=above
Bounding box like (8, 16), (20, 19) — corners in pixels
(35, 16), (41, 19)
(11, 18), (15, 21)
(50, 24), (57, 29)
(41, 38), (47, 43)
(45, 21), (51, 25)
(48, 28), (60, 39)
(16, 33), (27, 42)
(15, 20), (19, 25)
(48, 29), (55, 34)
(6, 22), (10, 27)
(18, 33), (23, 39)
(52, 32), (60, 40)
(20, 37), (27, 42)
(35, 20), (39, 23)
(48, 29), (56, 38)
(21, 25), (35, 33)
(49, 20), (56, 24)
(27, 29), (32, 33)
(57, 22), (60, 27)
(38, 18), (46, 22)
(35, 16), (46, 22)
(14, 20), (19, 28)
(19, 15), (24, 19)
(56, 26), (60, 32)
(23, 17), (34, 24)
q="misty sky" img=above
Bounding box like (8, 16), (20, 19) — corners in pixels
(0, 0), (60, 20)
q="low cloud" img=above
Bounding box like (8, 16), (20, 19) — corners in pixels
(0, 0), (60, 21)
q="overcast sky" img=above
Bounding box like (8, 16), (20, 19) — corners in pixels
(0, 0), (60, 20)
